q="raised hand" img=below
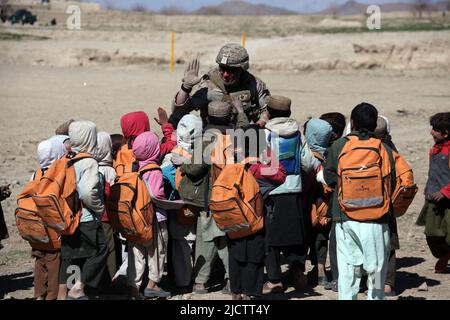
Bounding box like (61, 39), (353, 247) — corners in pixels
(182, 59), (202, 89)
(154, 107), (169, 126)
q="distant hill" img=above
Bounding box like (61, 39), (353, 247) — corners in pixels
(194, 0), (296, 16)
(320, 0), (449, 16)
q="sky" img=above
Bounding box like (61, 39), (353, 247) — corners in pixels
(87, 0), (426, 13)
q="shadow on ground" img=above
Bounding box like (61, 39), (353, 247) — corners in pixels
(395, 271), (440, 295)
(0, 272), (34, 299)
(396, 257), (426, 269)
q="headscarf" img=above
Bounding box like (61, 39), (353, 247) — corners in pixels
(37, 135), (69, 169)
(120, 111), (150, 140)
(161, 114), (203, 168)
(95, 131), (113, 167)
(304, 118), (333, 158)
(68, 120), (98, 155)
(132, 131), (161, 168)
(176, 114), (203, 153)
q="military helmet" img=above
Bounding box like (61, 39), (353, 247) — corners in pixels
(216, 43), (249, 70)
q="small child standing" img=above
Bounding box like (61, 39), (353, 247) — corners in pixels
(32, 135), (68, 300)
(129, 131), (170, 299)
(417, 112), (450, 273)
(228, 125), (286, 300)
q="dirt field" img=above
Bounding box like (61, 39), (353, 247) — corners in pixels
(0, 15), (449, 300)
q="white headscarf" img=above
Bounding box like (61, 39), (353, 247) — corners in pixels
(37, 135), (69, 169)
(69, 120), (98, 155)
(161, 114), (203, 168)
(176, 114), (203, 153)
(95, 131), (113, 166)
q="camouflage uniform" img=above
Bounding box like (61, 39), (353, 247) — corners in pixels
(172, 44), (271, 127)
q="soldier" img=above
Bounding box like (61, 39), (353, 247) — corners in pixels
(170, 43), (271, 128)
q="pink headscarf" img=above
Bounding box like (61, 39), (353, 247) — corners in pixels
(132, 132), (164, 200)
(120, 111), (150, 140)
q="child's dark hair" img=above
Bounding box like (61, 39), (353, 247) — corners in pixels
(350, 103), (378, 132)
(430, 112), (450, 137)
(320, 112), (346, 138)
(110, 133), (124, 160)
(267, 106), (291, 119)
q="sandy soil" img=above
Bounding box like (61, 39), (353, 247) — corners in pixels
(0, 21), (449, 300)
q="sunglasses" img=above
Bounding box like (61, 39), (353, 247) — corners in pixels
(219, 65), (241, 74)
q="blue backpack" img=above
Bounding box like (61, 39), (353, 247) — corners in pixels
(268, 131), (301, 175)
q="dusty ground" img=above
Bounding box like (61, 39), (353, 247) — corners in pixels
(0, 17), (449, 300)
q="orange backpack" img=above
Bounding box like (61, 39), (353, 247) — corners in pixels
(390, 151), (418, 218)
(15, 170), (61, 251)
(209, 158), (264, 239)
(311, 183), (333, 227)
(210, 133), (234, 184)
(32, 152), (93, 235)
(337, 135), (394, 221)
(114, 143), (137, 177)
(106, 163), (160, 245)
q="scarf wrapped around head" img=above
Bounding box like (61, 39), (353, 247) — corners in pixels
(120, 111), (150, 141)
(37, 135), (69, 169)
(132, 131), (161, 168)
(176, 114), (203, 153)
(68, 120), (98, 155)
(305, 118), (333, 158)
(95, 131), (113, 166)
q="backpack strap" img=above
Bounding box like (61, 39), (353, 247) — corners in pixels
(383, 143), (397, 197)
(139, 163), (161, 176)
(66, 152), (94, 167)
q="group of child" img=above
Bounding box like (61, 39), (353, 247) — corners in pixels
(10, 92), (450, 300)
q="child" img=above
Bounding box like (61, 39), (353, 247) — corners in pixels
(417, 112), (450, 273)
(59, 121), (108, 300)
(117, 109), (176, 176)
(373, 116), (399, 296)
(262, 95), (316, 293)
(129, 131), (170, 299)
(323, 103), (413, 300)
(31, 135), (68, 300)
(302, 118), (333, 287)
(161, 114), (203, 293)
(320, 113), (346, 143)
(95, 131), (119, 287)
(229, 124), (286, 300)
(319, 112), (346, 292)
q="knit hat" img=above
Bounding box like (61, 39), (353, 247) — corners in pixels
(208, 100), (232, 118)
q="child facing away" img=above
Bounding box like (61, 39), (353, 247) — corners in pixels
(59, 121), (108, 300)
(302, 118), (333, 287)
(229, 124), (286, 300)
(95, 131), (120, 288)
(416, 112), (450, 273)
(31, 135), (68, 300)
(128, 131), (170, 299)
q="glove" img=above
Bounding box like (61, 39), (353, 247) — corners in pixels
(182, 59), (202, 89)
